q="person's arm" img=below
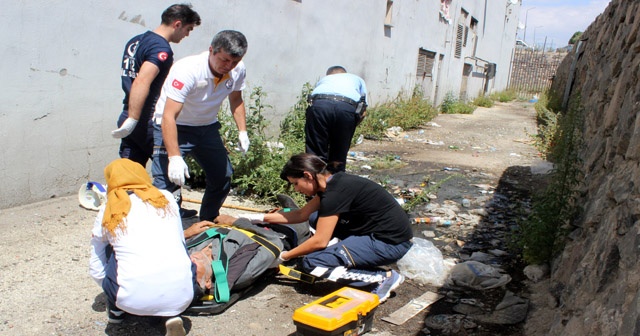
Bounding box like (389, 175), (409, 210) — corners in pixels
(233, 196), (320, 224)
(161, 98), (184, 157)
(183, 220), (215, 239)
(228, 91), (250, 152)
(229, 91), (246, 132)
(162, 98), (190, 185)
(111, 62), (160, 138)
(280, 214), (339, 260)
(128, 62), (160, 121)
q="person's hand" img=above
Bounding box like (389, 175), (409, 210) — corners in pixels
(111, 117), (138, 138)
(184, 220), (214, 239)
(214, 214), (238, 225)
(278, 251), (290, 263)
(168, 156), (190, 186)
(238, 131), (250, 153)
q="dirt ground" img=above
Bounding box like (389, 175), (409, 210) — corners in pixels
(0, 101), (549, 335)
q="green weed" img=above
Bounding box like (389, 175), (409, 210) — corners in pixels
(515, 94), (584, 264)
(489, 89), (518, 102)
(440, 92), (476, 114)
(472, 95), (495, 108)
(355, 87), (438, 140)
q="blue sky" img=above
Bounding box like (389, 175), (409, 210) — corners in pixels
(518, 0), (610, 48)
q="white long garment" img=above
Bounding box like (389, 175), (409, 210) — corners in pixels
(89, 190), (194, 316)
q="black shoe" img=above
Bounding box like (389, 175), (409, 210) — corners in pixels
(107, 307), (126, 324)
(180, 208), (198, 219)
(276, 194), (299, 210)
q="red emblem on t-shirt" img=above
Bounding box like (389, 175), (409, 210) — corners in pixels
(158, 52), (168, 61)
(172, 79), (184, 90)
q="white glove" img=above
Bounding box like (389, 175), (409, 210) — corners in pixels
(237, 213), (264, 223)
(168, 156), (190, 186)
(238, 131), (250, 153)
(111, 117), (139, 138)
(278, 251), (289, 263)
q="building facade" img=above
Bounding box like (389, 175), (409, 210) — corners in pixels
(0, 0), (519, 208)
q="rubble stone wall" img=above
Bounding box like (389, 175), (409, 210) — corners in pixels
(546, 1), (640, 335)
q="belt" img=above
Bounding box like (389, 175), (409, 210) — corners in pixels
(309, 94), (357, 107)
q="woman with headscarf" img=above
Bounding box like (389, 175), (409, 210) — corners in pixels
(89, 158), (211, 335)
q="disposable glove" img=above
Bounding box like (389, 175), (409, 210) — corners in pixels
(237, 213), (265, 223)
(238, 131), (250, 153)
(278, 251), (290, 263)
(111, 117), (138, 138)
(168, 156), (190, 186)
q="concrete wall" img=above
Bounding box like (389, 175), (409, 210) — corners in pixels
(0, 0), (518, 209)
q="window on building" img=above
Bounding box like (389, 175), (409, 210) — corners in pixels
(385, 0), (393, 27)
(455, 9), (469, 58)
(455, 24), (464, 58)
(417, 49), (436, 78)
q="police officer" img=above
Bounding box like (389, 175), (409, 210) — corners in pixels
(305, 66), (368, 172)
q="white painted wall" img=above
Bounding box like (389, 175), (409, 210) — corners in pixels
(0, 0), (519, 208)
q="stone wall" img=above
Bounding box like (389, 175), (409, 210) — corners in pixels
(545, 1), (640, 335)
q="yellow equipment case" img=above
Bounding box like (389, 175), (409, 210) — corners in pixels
(293, 287), (380, 336)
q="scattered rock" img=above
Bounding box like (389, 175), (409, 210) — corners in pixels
(523, 264), (550, 283)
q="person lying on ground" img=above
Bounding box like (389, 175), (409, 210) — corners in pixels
(218, 153), (413, 302)
(89, 158), (212, 336)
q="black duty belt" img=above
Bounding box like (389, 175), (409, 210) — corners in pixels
(309, 94), (357, 107)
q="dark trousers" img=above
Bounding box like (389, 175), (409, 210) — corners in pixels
(305, 99), (359, 172)
(301, 235), (412, 286)
(151, 122), (233, 221)
(117, 111), (154, 167)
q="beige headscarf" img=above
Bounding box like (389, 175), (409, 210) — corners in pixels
(102, 158), (170, 235)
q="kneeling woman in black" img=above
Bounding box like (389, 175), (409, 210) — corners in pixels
(236, 153), (413, 302)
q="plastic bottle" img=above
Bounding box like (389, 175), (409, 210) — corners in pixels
(439, 220), (454, 227)
(412, 216), (440, 224)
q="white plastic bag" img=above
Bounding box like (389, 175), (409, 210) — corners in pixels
(397, 238), (446, 286)
(448, 261), (512, 290)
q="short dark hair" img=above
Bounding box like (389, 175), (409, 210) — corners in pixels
(210, 30), (248, 58)
(161, 3), (201, 26)
(326, 66), (347, 75)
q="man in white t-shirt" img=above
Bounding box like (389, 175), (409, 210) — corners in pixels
(151, 30), (249, 221)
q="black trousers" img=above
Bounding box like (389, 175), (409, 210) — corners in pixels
(305, 99), (359, 172)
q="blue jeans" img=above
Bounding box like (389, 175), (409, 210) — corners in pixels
(151, 122), (232, 221)
(301, 235), (412, 286)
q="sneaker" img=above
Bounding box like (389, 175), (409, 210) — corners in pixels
(107, 307), (126, 324)
(276, 194), (299, 210)
(165, 316), (186, 336)
(372, 270), (404, 303)
(180, 208), (198, 219)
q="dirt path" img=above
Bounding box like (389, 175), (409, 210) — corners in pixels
(0, 101), (546, 335)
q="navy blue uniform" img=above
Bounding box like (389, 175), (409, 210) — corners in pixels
(305, 72), (367, 172)
(117, 31), (173, 166)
